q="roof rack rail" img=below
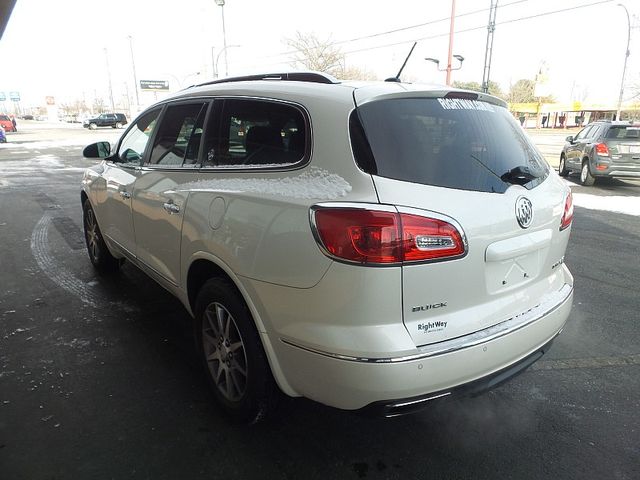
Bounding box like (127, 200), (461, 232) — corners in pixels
(194, 72), (340, 88)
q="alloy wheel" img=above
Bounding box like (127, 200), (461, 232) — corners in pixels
(202, 302), (248, 402)
(85, 207), (99, 261)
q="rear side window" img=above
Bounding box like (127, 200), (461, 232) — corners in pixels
(606, 126), (640, 140)
(351, 98), (550, 193)
(203, 98), (307, 168)
(148, 102), (208, 166)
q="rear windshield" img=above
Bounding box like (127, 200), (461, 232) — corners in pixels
(606, 125), (640, 140)
(351, 97), (550, 193)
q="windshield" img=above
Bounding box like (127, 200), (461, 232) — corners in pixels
(351, 97), (550, 193)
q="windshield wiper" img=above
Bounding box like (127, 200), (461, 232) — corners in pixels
(500, 165), (537, 186)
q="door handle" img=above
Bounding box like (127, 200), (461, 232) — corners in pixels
(163, 201), (180, 214)
(119, 191), (131, 199)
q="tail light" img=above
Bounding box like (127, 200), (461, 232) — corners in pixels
(595, 143), (610, 156)
(311, 205), (466, 265)
(560, 191), (574, 231)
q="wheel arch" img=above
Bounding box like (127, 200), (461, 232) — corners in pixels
(185, 254), (298, 397)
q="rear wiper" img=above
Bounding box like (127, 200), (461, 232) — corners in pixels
(500, 165), (537, 186)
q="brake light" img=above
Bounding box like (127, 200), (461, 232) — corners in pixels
(595, 143), (609, 156)
(312, 207), (466, 265)
(560, 191), (574, 231)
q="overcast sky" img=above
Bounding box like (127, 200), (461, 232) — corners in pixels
(0, 0), (638, 109)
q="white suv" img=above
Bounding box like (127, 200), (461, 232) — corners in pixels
(81, 72), (574, 422)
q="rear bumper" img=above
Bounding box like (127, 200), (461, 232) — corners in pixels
(273, 283), (573, 410)
(592, 158), (640, 177)
(361, 334), (556, 417)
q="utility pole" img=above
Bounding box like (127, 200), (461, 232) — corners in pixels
(445, 0), (456, 85)
(481, 0), (499, 93)
(103, 48), (115, 112)
(616, 3), (631, 121)
(128, 35), (140, 113)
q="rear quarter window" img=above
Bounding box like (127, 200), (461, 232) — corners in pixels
(351, 97), (549, 193)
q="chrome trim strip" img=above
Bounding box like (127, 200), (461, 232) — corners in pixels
(280, 283), (573, 363)
(391, 392), (451, 409)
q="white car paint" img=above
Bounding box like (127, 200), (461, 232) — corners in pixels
(81, 76), (574, 413)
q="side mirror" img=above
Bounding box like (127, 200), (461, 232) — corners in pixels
(83, 141), (111, 158)
(565, 136), (574, 143)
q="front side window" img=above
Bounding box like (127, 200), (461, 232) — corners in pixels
(203, 98), (307, 168)
(352, 97), (549, 193)
(574, 125), (593, 141)
(148, 102), (208, 166)
(116, 108), (161, 166)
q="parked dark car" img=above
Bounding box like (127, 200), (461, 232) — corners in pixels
(83, 113), (128, 130)
(559, 121), (640, 185)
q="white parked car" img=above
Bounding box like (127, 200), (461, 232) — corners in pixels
(81, 72), (574, 422)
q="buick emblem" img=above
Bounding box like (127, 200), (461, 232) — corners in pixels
(515, 196), (533, 229)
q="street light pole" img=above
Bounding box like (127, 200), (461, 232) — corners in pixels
(103, 48), (115, 112)
(128, 35), (141, 113)
(616, 3), (631, 121)
(215, 0), (229, 76)
(216, 45), (240, 77)
(446, 0), (456, 85)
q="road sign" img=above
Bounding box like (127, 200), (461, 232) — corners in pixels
(140, 80), (169, 91)
(0, 92), (5, 101)
(9, 91), (20, 101)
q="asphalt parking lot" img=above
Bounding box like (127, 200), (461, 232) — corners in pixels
(1, 123), (639, 479)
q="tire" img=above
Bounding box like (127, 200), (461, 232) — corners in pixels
(558, 155), (569, 177)
(115, 122), (123, 129)
(580, 160), (596, 186)
(82, 199), (121, 272)
(89, 123), (97, 130)
(195, 277), (279, 423)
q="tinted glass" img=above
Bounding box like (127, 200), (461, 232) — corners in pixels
(574, 126), (593, 141)
(116, 108), (161, 165)
(606, 125), (640, 140)
(148, 102), (207, 166)
(203, 99), (306, 167)
(352, 98), (549, 193)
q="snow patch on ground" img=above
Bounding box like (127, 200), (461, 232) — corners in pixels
(573, 193), (640, 216)
(174, 166), (353, 200)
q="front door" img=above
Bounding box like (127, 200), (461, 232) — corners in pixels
(102, 107), (162, 257)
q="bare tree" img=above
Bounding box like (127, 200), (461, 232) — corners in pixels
(507, 79), (554, 104)
(284, 31), (376, 81)
(285, 31), (343, 75)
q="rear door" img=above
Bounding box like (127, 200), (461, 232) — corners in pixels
(352, 93), (571, 346)
(131, 100), (209, 286)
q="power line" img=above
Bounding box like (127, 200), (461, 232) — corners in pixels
(233, 0), (614, 71)
(245, 0), (533, 64)
(342, 0), (615, 56)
